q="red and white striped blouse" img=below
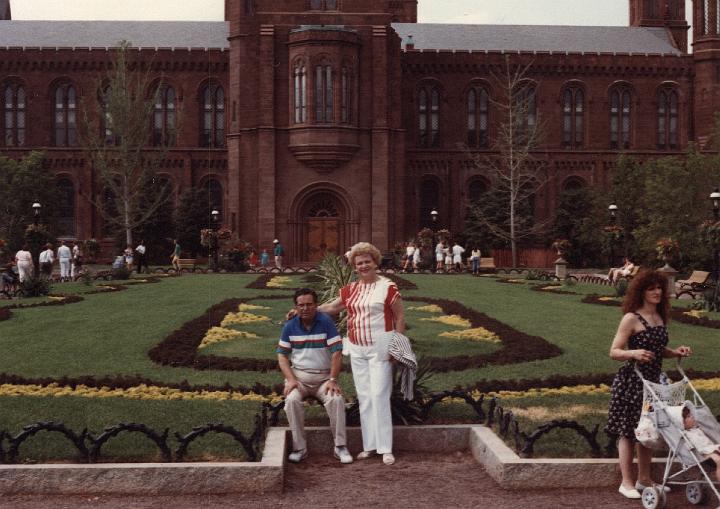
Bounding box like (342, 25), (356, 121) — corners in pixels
(340, 277), (401, 346)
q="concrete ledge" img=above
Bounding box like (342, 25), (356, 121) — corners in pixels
(0, 427), (286, 495)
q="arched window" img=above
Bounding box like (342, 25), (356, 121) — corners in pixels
(201, 84), (225, 148)
(341, 66), (352, 123)
(54, 83), (77, 147)
(657, 88), (679, 150)
(57, 178), (75, 237)
(293, 63), (307, 124)
(514, 83), (536, 136)
(3, 83), (25, 147)
(562, 177), (587, 193)
(419, 178), (440, 229)
(418, 85), (440, 148)
(204, 179), (223, 223)
(563, 87), (584, 149)
(610, 87), (632, 149)
(315, 64), (333, 123)
(467, 178), (488, 205)
(467, 86), (489, 148)
(153, 85), (176, 147)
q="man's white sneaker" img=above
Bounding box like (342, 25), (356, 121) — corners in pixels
(334, 446), (353, 464)
(382, 453), (395, 465)
(288, 449), (307, 463)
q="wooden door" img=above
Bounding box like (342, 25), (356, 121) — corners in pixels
(307, 219), (340, 262)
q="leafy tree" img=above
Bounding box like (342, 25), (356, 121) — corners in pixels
(468, 57), (549, 267)
(0, 152), (61, 252)
(81, 41), (176, 247)
(549, 187), (605, 268)
(607, 155), (648, 263)
(174, 187), (211, 258)
(463, 188), (535, 253)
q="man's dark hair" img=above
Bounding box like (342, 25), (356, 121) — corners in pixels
(294, 288), (318, 305)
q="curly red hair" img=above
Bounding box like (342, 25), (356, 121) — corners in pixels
(621, 270), (670, 324)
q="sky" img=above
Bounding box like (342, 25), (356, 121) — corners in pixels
(9, 0), (692, 26)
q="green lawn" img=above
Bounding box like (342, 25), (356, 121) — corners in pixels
(2, 272), (720, 461)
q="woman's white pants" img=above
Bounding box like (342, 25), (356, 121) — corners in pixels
(348, 334), (393, 454)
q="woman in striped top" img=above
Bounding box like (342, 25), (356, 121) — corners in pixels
(319, 242), (405, 465)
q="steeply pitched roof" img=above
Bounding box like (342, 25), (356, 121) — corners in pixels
(392, 23), (683, 55)
(0, 0), (11, 20)
(0, 21), (229, 50)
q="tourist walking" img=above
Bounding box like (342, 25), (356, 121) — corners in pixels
(606, 270), (692, 500)
(452, 242), (465, 272)
(435, 241), (444, 271)
(14, 245), (33, 282)
(260, 249), (270, 267)
(57, 240), (72, 281)
(135, 240), (147, 274)
(273, 239), (284, 270)
(470, 247), (481, 275)
(412, 244), (421, 272)
(317, 242), (405, 466)
(277, 288), (352, 465)
(39, 243), (55, 278)
(170, 240), (181, 272)
(70, 242), (80, 279)
(403, 242), (415, 272)
(72, 243), (84, 277)
(123, 245), (134, 271)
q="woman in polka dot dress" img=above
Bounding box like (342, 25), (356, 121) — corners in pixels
(606, 270), (692, 500)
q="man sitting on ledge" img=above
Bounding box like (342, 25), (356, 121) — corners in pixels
(608, 257), (635, 283)
(277, 288), (353, 464)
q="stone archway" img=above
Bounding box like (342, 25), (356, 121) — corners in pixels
(289, 185), (359, 263)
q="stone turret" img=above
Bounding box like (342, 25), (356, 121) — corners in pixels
(629, 0), (689, 52)
(693, 0), (720, 144)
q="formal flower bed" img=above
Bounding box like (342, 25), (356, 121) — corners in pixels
(221, 311), (271, 327)
(420, 314), (472, 328)
(266, 276), (293, 288)
(440, 327), (501, 343)
(199, 327), (260, 349)
(407, 304), (443, 313)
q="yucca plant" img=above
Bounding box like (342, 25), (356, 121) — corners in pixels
(316, 254), (355, 335)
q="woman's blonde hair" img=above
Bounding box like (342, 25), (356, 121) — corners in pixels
(348, 242), (382, 267)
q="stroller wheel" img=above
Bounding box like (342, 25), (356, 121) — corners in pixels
(686, 482), (708, 505)
(642, 486), (667, 509)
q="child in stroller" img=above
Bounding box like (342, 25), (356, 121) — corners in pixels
(683, 406), (720, 483)
(1, 264), (19, 298)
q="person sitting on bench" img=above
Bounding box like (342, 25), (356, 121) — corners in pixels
(608, 257), (635, 283)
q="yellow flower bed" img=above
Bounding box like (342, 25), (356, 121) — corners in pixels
(267, 276), (293, 288)
(541, 286), (563, 291)
(48, 296), (65, 301)
(507, 279), (527, 283)
(0, 383), (277, 403)
(221, 311), (271, 327)
(199, 327), (260, 349)
(599, 296), (619, 302)
(683, 309), (707, 319)
(440, 327), (501, 343)
(408, 304), (443, 313)
(420, 314), (471, 328)
(237, 303), (271, 311)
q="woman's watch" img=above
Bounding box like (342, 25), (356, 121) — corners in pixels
(329, 377), (337, 382)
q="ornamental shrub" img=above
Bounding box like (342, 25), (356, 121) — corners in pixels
(614, 278), (628, 298)
(111, 266), (132, 280)
(20, 275), (51, 297)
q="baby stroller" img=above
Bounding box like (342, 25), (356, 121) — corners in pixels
(634, 359), (720, 508)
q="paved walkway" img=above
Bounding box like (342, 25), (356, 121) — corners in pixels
(1, 452), (703, 508)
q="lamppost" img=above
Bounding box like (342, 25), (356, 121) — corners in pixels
(430, 208), (439, 272)
(711, 188), (720, 286)
(31, 201), (42, 276)
(608, 204), (618, 268)
(211, 209), (220, 269)
(32, 201), (41, 226)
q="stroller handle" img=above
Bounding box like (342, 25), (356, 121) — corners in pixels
(632, 356), (687, 381)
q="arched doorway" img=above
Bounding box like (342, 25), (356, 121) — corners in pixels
(302, 192), (344, 262)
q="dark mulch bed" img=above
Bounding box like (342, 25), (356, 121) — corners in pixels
(1, 294), (84, 310)
(0, 307), (11, 321)
(529, 284), (579, 296)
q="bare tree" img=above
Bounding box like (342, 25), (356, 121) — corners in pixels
(81, 41), (176, 247)
(468, 57), (551, 268)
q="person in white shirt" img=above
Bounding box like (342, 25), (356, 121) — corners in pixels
(412, 244), (421, 271)
(57, 241), (72, 281)
(452, 242), (466, 272)
(470, 247), (482, 275)
(71, 242), (80, 279)
(435, 241), (445, 271)
(135, 240), (147, 274)
(403, 242), (415, 272)
(14, 245), (33, 282)
(39, 243), (55, 278)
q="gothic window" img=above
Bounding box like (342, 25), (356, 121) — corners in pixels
(341, 66), (352, 123)
(99, 85), (122, 146)
(310, 0), (338, 10)
(315, 65), (333, 123)
(418, 85), (440, 148)
(201, 83), (225, 148)
(562, 177), (587, 193)
(293, 63), (307, 124)
(204, 179), (223, 222)
(610, 87), (632, 149)
(657, 89), (679, 150)
(2, 82), (25, 147)
(563, 87), (584, 149)
(153, 85), (176, 147)
(54, 83), (78, 147)
(514, 83), (536, 136)
(419, 178), (440, 229)
(467, 178), (488, 205)
(57, 178), (75, 237)
(467, 86), (489, 149)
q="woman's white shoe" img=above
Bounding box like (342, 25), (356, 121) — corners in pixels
(618, 484), (641, 499)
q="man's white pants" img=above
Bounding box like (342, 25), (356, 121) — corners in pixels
(59, 259), (71, 279)
(348, 333), (393, 454)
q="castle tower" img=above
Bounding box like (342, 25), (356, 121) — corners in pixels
(629, 0), (689, 52)
(693, 0), (720, 143)
(0, 0), (11, 20)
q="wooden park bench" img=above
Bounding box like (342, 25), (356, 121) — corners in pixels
(176, 258), (198, 271)
(677, 270), (711, 291)
(479, 257), (496, 272)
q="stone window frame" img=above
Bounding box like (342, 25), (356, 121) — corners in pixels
(52, 80), (79, 147)
(313, 57), (334, 123)
(561, 81), (586, 150)
(151, 81), (177, 147)
(2, 79), (26, 147)
(419, 175), (443, 229)
(417, 80), (442, 149)
(465, 82), (490, 149)
(608, 82), (634, 150)
(199, 80), (226, 148)
(466, 176), (490, 208)
(56, 175), (76, 238)
(656, 84), (680, 150)
(292, 58), (308, 125)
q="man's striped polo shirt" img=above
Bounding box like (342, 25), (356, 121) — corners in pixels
(276, 312), (342, 371)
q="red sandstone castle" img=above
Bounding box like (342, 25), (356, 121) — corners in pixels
(0, 0), (718, 262)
